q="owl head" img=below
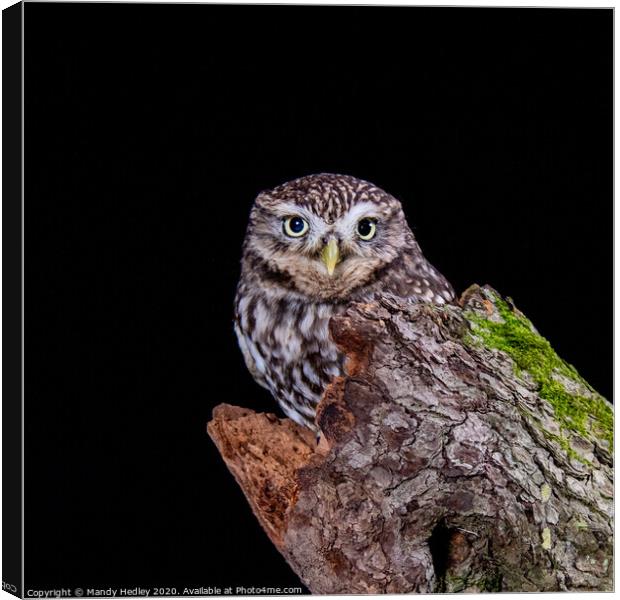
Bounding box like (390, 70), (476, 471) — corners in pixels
(242, 173), (417, 301)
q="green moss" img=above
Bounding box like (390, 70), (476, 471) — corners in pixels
(542, 429), (592, 466)
(481, 569), (503, 592)
(443, 570), (502, 593)
(574, 519), (589, 530)
(465, 294), (613, 456)
(442, 573), (466, 593)
(541, 527), (552, 550)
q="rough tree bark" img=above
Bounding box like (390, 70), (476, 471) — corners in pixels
(208, 285), (613, 593)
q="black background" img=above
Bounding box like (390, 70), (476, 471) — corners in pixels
(24, 3), (612, 593)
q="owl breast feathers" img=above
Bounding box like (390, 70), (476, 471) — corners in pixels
(234, 173), (454, 430)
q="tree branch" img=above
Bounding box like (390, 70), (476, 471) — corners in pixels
(207, 285), (613, 593)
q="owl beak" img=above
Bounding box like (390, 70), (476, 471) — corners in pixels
(321, 238), (340, 276)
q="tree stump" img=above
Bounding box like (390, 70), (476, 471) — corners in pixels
(207, 285), (613, 593)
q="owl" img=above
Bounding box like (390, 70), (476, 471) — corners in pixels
(234, 174), (454, 430)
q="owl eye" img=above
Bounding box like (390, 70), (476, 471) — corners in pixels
(357, 218), (377, 241)
(283, 216), (309, 237)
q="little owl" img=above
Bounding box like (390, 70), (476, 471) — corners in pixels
(234, 174), (454, 430)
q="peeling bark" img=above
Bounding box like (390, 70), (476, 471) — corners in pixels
(207, 285), (613, 593)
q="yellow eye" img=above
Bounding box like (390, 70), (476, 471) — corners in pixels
(283, 216), (309, 237)
(357, 218), (377, 240)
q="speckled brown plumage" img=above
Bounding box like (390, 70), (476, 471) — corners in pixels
(234, 174), (454, 429)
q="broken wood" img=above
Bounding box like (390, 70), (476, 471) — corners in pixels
(207, 285), (613, 593)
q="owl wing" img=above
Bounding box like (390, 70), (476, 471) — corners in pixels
(379, 240), (455, 304)
(234, 321), (271, 391)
